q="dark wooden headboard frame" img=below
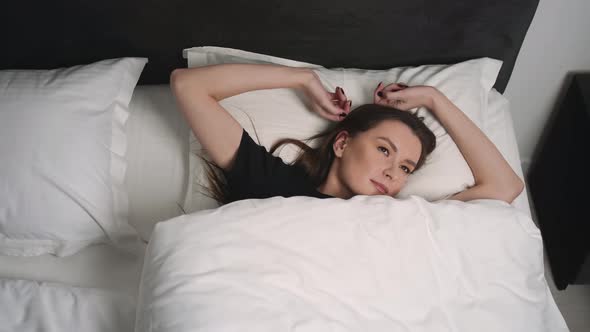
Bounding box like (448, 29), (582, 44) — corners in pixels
(3, 1), (539, 93)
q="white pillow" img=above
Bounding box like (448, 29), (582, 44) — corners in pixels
(125, 85), (190, 242)
(0, 58), (147, 256)
(182, 47), (502, 211)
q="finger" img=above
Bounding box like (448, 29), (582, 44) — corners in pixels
(330, 109), (347, 122)
(330, 96), (344, 106)
(375, 82), (407, 101)
(330, 91), (346, 107)
(329, 98), (351, 121)
(331, 99), (347, 114)
(339, 99), (350, 111)
(330, 88), (347, 106)
(382, 83), (409, 98)
(383, 82), (408, 91)
(374, 81), (384, 93)
(314, 105), (342, 122)
(338, 100), (350, 114)
(374, 82), (385, 103)
(324, 97), (347, 116)
(325, 89), (344, 107)
(381, 87), (409, 101)
(330, 90), (344, 101)
(336, 86), (347, 101)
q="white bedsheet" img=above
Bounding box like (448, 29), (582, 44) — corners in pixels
(0, 278), (135, 332)
(136, 195), (568, 332)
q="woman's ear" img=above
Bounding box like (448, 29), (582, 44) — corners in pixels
(333, 131), (349, 158)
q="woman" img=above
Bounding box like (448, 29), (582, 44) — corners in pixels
(170, 64), (523, 204)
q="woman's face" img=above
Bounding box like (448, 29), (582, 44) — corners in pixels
(327, 120), (422, 198)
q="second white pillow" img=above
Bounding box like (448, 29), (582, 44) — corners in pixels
(0, 58), (147, 256)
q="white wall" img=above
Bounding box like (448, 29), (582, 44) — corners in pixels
(504, 0), (590, 174)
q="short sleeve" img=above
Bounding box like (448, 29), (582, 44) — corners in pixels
(222, 129), (315, 202)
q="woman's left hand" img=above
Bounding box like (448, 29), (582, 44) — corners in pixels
(373, 83), (438, 111)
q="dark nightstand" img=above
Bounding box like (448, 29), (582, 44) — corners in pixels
(528, 73), (590, 290)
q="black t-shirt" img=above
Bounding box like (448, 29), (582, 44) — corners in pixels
(222, 129), (333, 203)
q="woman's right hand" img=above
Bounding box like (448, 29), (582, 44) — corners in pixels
(303, 71), (352, 122)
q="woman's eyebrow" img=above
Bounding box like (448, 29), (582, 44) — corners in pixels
(377, 136), (417, 168)
(377, 136), (397, 152)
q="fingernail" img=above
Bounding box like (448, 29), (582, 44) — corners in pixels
(340, 88), (345, 95)
(348, 100), (352, 107)
(377, 81), (382, 87)
(377, 91), (383, 97)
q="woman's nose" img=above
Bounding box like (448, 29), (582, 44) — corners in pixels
(384, 169), (399, 181)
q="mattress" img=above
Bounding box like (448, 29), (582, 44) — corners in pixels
(0, 85), (533, 329)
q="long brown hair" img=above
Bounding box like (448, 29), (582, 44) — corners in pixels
(196, 104), (436, 204)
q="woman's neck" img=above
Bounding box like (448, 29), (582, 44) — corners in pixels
(316, 162), (353, 199)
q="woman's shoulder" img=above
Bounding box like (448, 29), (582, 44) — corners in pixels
(223, 129), (331, 200)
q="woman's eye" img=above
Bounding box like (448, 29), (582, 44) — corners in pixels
(401, 166), (411, 174)
(378, 146), (389, 156)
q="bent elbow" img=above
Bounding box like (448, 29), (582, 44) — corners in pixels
(170, 68), (187, 92)
(510, 178), (525, 203)
(497, 178), (525, 204)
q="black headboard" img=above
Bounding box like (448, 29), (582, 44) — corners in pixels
(4, 0), (538, 93)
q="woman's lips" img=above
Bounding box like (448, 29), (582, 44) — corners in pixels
(371, 180), (387, 194)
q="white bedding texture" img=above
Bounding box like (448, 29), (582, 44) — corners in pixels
(136, 195), (568, 332)
(0, 51), (567, 332)
(0, 278), (135, 332)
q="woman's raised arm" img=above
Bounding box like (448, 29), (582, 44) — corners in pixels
(375, 84), (524, 203)
(170, 64), (349, 171)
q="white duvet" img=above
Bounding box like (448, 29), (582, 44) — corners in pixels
(136, 196), (568, 332)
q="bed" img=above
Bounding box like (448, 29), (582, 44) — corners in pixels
(0, 0), (570, 331)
